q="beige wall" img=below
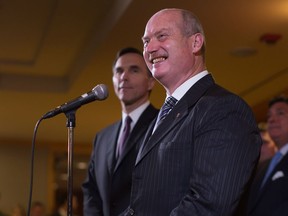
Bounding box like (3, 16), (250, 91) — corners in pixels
(0, 143), (50, 214)
(0, 140), (91, 215)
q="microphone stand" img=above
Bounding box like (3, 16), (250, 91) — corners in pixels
(65, 110), (76, 216)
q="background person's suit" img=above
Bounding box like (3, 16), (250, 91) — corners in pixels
(123, 74), (261, 216)
(82, 104), (158, 216)
(247, 152), (288, 216)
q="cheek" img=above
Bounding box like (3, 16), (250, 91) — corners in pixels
(282, 124), (288, 133)
(143, 53), (151, 66)
(112, 77), (119, 90)
(135, 80), (149, 94)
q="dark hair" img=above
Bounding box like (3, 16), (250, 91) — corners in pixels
(112, 47), (152, 77)
(113, 47), (142, 67)
(269, 95), (288, 108)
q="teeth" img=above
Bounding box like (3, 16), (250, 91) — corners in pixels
(152, 57), (166, 64)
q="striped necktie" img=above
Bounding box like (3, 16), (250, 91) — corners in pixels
(156, 96), (178, 126)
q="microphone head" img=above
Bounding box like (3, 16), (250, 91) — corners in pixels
(92, 84), (109, 100)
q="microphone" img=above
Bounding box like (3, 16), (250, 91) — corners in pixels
(42, 84), (108, 119)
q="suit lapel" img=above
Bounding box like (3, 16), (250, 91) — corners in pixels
(248, 161), (269, 210)
(259, 154), (288, 193)
(136, 118), (156, 163)
(136, 74), (215, 165)
(106, 122), (121, 174)
(114, 105), (158, 171)
(136, 102), (188, 164)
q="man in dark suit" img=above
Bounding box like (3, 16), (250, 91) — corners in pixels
(121, 8), (261, 215)
(82, 47), (158, 216)
(246, 96), (288, 216)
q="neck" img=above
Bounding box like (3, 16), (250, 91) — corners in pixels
(165, 65), (207, 95)
(121, 98), (148, 114)
(276, 139), (288, 149)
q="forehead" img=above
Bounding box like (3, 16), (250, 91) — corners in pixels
(144, 10), (182, 35)
(269, 102), (288, 111)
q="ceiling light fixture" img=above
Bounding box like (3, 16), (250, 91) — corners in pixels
(230, 47), (257, 57)
(260, 33), (282, 44)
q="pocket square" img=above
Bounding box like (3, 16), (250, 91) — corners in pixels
(272, 171), (284, 181)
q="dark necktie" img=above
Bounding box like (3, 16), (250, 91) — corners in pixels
(158, 96), (178, 122)
(261, 151), (283, 188)
(117, 116), (132, 158)
(152, 96), (178, 133)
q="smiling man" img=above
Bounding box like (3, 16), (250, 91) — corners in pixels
(82, 47), (158, 216)
(121, 8), (261, 216)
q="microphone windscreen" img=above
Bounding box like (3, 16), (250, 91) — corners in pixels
(93, 84), (109, 100)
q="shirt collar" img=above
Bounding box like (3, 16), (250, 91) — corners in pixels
(170, 70), (209, 101)
(121, 101), (150, 128)
(279, 143), (288, 156)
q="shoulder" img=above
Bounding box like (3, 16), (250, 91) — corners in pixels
(199, 84), (252, 116)
(92, 120), (121, 145)
(96, 120), (121, 135)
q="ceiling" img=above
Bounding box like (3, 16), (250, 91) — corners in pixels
(1, 0), (288, 148)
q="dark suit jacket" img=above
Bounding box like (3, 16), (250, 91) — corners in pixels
(246, 152), (288, 216)
(82, 104), (158, 216)
(122, 74), (261, 216)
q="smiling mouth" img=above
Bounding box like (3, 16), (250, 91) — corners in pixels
(152, 57), (166, 64)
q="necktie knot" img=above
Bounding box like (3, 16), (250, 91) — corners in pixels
(158, 96), (178, 121)
(124, 115), (132, 126)
(117, 115), (132, 158)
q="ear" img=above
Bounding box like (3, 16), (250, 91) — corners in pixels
(191, 33), (204, 53)
(147, 77), (155, 91)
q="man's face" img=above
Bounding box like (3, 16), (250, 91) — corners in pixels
(142, 10), (195, 91)
(267, 102), (288, 147)
(112, 53), (154, 107)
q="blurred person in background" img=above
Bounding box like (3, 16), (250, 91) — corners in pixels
(30, 201), (46, 216)
(50, 193), (79, 216)
(247, 95), (288, 215)
(82, 47), (158, 216)
(258, 122), (277, 163)
(11, 204), (26, 216)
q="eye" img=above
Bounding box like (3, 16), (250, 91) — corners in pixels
(114, 68), (123, 75)
(157, 33), (168, 41)
(277, 110), (286, 116)
(143, 39), (149, 48)
(130, 66), (140, 73)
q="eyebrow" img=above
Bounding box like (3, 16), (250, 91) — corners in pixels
(115, 65), (141, 71)
(142, 35), (148, 42)
(130, 65), (141, 70)
(142, 28), (171, 41)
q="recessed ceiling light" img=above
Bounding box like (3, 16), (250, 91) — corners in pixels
(230, 47), (257, 57)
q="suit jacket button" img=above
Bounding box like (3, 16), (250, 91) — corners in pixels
(128, 207), (135, 215)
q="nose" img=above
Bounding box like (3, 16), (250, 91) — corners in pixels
(144, 38), (158, 54)
(267, 114), (276, 124)
(120, 70), (129, 80)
